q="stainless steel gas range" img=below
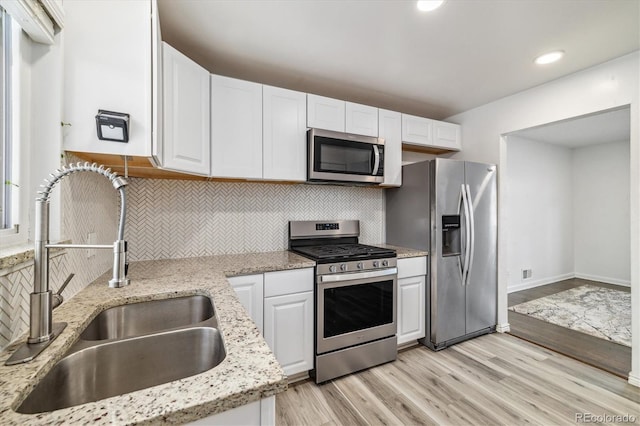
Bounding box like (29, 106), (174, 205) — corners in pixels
(289, 220), (398, 383)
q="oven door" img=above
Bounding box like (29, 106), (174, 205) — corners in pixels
(316, 268), (397, 354)
(308, 128), (385, 184)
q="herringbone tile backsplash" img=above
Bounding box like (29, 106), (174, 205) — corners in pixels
(1, 173), (385, 350)
(126, 179), (385, 261)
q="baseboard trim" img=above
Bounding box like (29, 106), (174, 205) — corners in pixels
(496, 323), (510, 333)
(628, 371), (640, 388)
(508, 273), (574, 293)
(574, 273), (630, 287)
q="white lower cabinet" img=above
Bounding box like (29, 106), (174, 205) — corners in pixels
(228, 274), (264, 333)
(186, 396), (275, 426)
(397, 275), (426, 345)
(263, 268), (314, 376)
(397, 256), (427, 345)
(228, 268), (314, 377)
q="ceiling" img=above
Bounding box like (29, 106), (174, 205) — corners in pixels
(157, 0), (639, 120)
(508, 107), (631, 148)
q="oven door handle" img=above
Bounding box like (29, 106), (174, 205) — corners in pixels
(319, 267), (397, 283)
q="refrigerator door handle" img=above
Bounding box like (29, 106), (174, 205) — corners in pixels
(465, 184), (476, 286)
(460, 184), (472, 286)
(457, 185), (465, 283)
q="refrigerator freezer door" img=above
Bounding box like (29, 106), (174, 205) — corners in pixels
(431, 159), (466, 344)
(464, 161), (498, 334)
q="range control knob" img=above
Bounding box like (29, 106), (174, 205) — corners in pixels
(357, 262), (364, 270)
(382, 260), (389, 267)
(340, 263), (347, 271)
(373, 260), (380, 268)
(329, 265), (337, 273)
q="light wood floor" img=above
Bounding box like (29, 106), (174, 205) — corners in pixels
(276, 333), (639, 425)
(508, 278), (632, 378)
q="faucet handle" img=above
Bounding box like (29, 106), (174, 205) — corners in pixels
(52, 273), (75, 309)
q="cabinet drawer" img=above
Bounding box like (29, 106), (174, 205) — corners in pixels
(264, 268), (314, 297)
(397, 256), (427, 279)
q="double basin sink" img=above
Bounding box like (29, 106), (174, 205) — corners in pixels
(17, 295), (226, 414)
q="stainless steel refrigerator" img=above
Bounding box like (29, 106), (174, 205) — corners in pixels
(386, 158), (497, 350)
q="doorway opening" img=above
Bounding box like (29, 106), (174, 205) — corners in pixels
(503, 106), (631, 378)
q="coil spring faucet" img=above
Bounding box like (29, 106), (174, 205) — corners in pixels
(5, 162), (130, 365)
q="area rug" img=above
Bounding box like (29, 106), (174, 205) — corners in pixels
(509, 284), (631, 347)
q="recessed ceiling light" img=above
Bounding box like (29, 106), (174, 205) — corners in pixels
(534, 50), (565, 65)
(417, 0), (446, 12)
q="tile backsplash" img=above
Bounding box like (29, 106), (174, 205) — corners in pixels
(1, 173), (385, 350)
(126, 178), (385, 261)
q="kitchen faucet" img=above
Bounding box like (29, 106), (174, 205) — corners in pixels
(5, 162), (130, 366)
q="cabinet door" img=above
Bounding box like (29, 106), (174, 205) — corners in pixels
(379, 109), (402, 187)
(264, 291), (314, 376)
(211, 75), (263, 179)
(307, 94), (345, 132)
(62, 0), (152, 156)
(401, 114), (433, 146)
(162, 43), (211, 175)
(397, 275), (426, 345)
(263, 86), (307, 181)
(228, 274), (264, 333)
(345, 102), (378, 137)
(432, 121), (462, 151)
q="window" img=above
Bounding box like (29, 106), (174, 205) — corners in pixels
(0, 7), (12, 231)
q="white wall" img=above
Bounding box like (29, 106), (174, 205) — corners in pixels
(447, 51), (639, 384)
(506, 136), (574, 291)
(506, 137), (630, 292)
(574, 140), (630, 285)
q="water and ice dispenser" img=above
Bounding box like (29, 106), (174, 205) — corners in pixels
(442, 215), (461, 256)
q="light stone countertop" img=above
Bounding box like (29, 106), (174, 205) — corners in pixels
(0, 251), (315, 425)
(373, 244), (428, 258)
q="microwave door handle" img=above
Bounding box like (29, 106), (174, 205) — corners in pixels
(372, 145), (380, 175)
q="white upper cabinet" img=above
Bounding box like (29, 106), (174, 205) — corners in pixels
(263, 86), (307, 182)
(432, 120), (462, 151)
(402, 114), (433, 146)
(307, 94), (345, 132)
(307, 95), (379, 137)
(402, 113), (461, 151)
(63, 0), (155, 157)
(210, 75), (263, 179)
(345, 102), (378, 137)
(161, 43), (210, 175)
(378, 109), (402, 187)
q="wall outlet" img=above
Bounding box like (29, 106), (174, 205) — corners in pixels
(521, 268), (532, 280)
(87, 232), (97, 258)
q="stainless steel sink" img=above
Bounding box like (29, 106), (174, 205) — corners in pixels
(16, 295), (226, 414)
(17, 326), (226, 414)
(80, 295), (215, 340)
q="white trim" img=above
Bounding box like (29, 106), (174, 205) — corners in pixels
(508, 272), (631, 293)
(496, 323), (511, 333)
(507, 272), (574, 293)
(39, 0), (63, 29)
(0, 0), (54, 44)
(260, 396), (276, 426)
(574, 273), (630, 287)
(628, 371), (640, 388)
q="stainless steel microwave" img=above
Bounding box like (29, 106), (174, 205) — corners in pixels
(307, 128), (385, 184)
